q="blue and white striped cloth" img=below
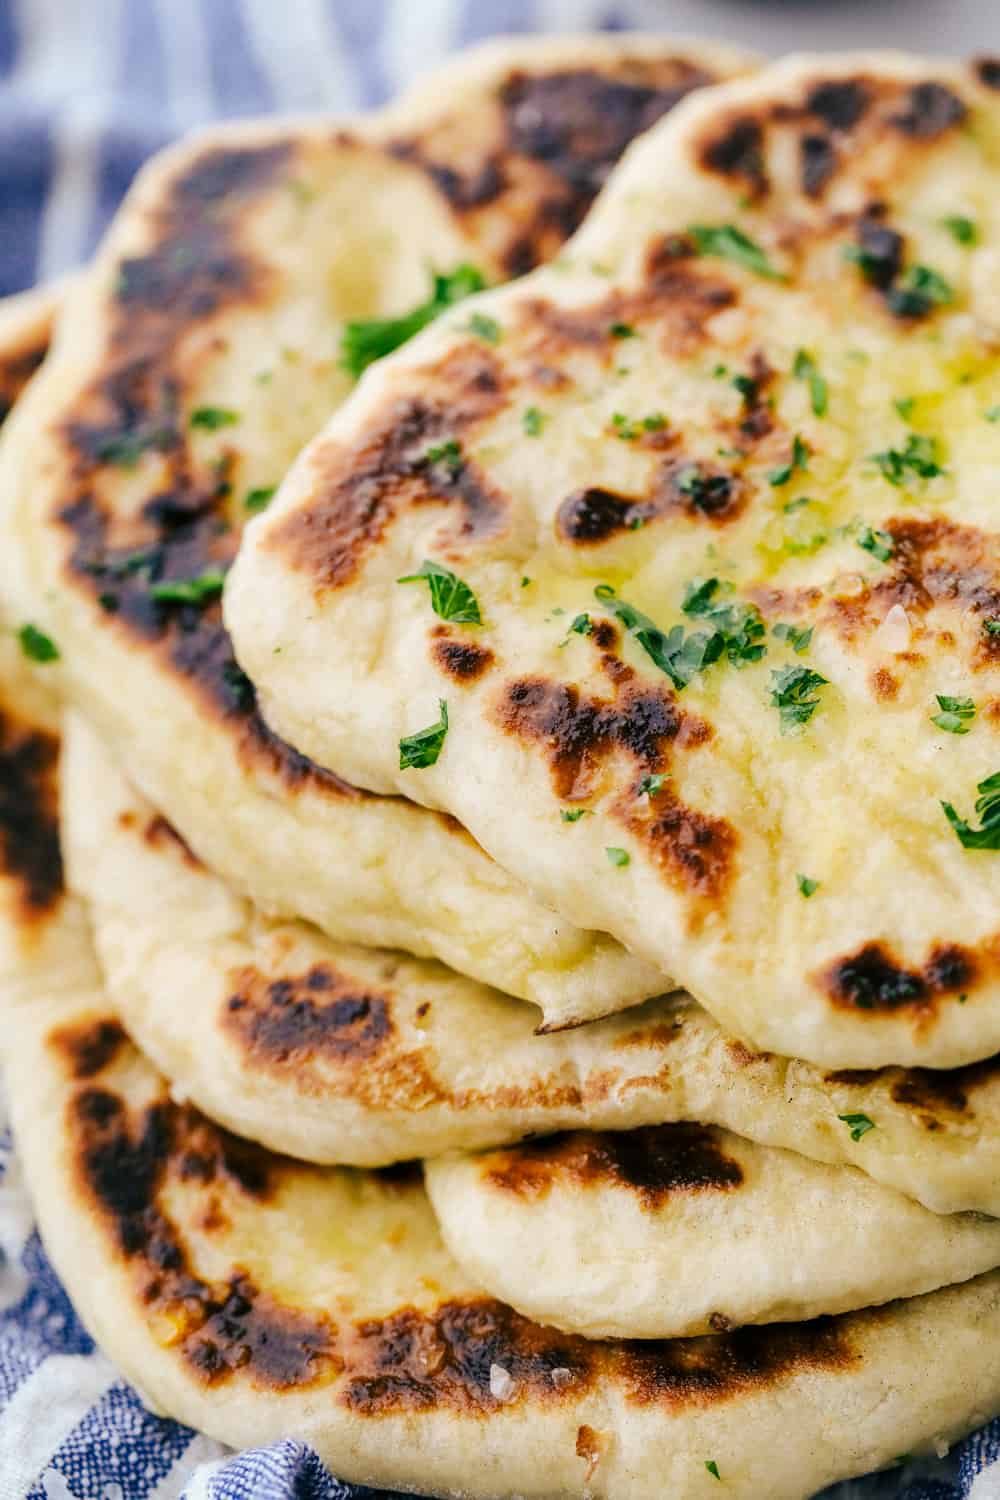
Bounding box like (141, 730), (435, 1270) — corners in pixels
(2, 0), (1000, 1493)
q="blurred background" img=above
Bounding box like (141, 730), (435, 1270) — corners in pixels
(0, 0), (995, 296)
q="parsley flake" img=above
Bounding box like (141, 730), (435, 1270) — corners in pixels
(769, 665), (828, 734)
(792, 349), (828, 416)
(942, 215), (977, 246)
(18, 624), (59, 663)
(150, 570), (226, 607)
(399, 700), (449, 770)
(596, 584), (724, 691)
(423, 439), (463, 475)
(931, 694), (976, 735)
(871, 433), (942, 486)
(886, 263), (954, 318)
(340, 264), (486, 378)
(857, 525), (895, 562)
(522, 406), (546, 437)
(221, 661), (255, 712)
(560, 807), (590, 823)
(687, 224), (786, 281)
(606, 846), (630, 867)
(768, 433), (809, 488)
(609, 322), (636, 339)
(397, 560), (481, 625)
(796, 873), (820, 898)
(190, 406), (238, 431)
(839, 1112), (875, 1142)
(676, 463), (733, 514)
(894, 397), (915, 421)
(93, 428), (172, 467)
(569, 613), (592, 636)
(772, 622), (813, 654)
(682, 577), (767, 667)
(986, 619), (1000, 637)
(986, 406), (1000, 424)
(244, 485), (276, 513)
(705, 1461), (722, 1482)
(465, 312), (502, 344)
(942, 771), (1000, 849)
(638, 773), (668, 797)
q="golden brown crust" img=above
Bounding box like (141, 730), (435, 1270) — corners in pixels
(0, 704), (63, 921)
(480, 1124), (745, 1208)
(389, 57), (724, 276)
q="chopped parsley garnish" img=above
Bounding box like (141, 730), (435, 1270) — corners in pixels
(931, 694), (976, 735)
(398, 700), (449, 770)
(676, 463), (733, 513)
(871, 432), (942, 486)
(894, 396), (915, 421)
(190, 406), (239, 431)
(18, 624), (59, 663)
(987, 619), (1000, 636)
(611, 411), (667, 441)
(942, 771), (1000, 849)
(340, 264), (486, 378)
(986, 406), (1000, 424)
(221, 660), (255, 712)
(687, 224), (786, 281)
(792, 349), (827, 417)
(609, 322), (636, 339)
(397, 559), (481, 624)
(682, 577), (767, 667)
(705, 1461), (722, 1482)
(560, 807), (590, 823)
(796, 873), (820, 898)
(596, 584), (723, 691)
(769, 664), (828, 734)
(606, 847), (630, 867)
(844, 242), (893, 282)
(772, 622), (813, 654)
(465, 312), (502, 344)
(93, 429), (171, 468)
(886, 264), (954, 319)
(857, 525), (895, 563)
(569, 613), (592, 636)
(150, 570), (226, 606)
(768, 433), (809, 488)
(638, 773), (668, 797)
(423, 439), (464, 475)
(244, 485), (276, 513)
(522, 406), (546, 437)
(838, 1112), (875, 1142)
(942, 214), (977, 245)
(731, 373), (758, 403)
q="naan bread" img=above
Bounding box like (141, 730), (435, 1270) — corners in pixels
(12, 983), (1000, 1500)
(425, 1124), (1000, 1339)
(229, 53), (1000, 1069)
(65, 712), (1000, 1216)
(0, 37), (754, 1026)
(0, 280), (61, 425)
(0, 285), (96, 1007)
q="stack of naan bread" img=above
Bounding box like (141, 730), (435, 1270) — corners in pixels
(1, 32), (1000, 1499)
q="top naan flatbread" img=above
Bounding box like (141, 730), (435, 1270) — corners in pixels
(231, 53), (1000, 1070)
(0, 36), (753, 1026)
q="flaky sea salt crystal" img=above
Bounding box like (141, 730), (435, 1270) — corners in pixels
(489, 1362), (516, 1401)
(550, 1366), (574, 1389)
(876, 602), (911, 653)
